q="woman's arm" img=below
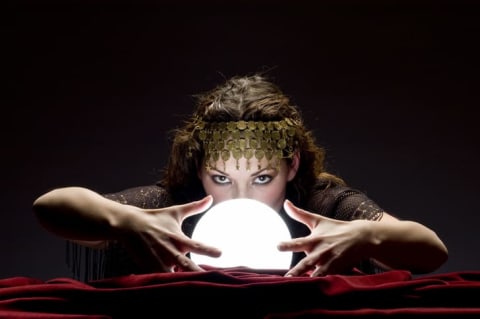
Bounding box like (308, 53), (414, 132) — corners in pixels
(363, 213), (448, 274)
(33, 186), (221, 272)
(33, 186), (147, 241)
(279, 200), (448, 276)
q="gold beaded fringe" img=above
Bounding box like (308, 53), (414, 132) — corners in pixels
(190, 118), (298, 170)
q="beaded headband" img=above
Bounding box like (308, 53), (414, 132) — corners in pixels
(191, 118), (299, 170)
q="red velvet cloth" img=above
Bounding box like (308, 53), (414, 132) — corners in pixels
(1, 267), (480, 318)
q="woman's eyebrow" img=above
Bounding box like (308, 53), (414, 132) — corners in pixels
(210, 168), (229, 176)
(251, 167), (276, 177)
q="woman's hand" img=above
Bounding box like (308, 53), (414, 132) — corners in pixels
(34, 187), (222, 274)
(123, 195), (222, 273)
(277, 200), (373, 277)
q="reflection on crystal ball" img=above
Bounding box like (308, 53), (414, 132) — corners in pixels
(190, 198), (292, 269)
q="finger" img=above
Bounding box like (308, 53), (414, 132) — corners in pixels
(277, 237), (309, 253)
(310, 262), (346, 277)
(183, 237), (222, 257)
(283, 200), (318, 230)
(173, 253), (205, 272)
(284, 256), (317, 277)
(179, 195), (214, 220)
(151, 239), (206, 273)
(310, 265), (327, 277)
(310, 255), (354, 277)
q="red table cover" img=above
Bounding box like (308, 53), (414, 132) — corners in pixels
(1, 267), (479, 318)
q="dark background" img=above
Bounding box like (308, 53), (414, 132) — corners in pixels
(2, 0), (479, 280)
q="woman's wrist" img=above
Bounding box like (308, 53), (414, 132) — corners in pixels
(106, 202), (146, 237)
(352, 219), (384, 259)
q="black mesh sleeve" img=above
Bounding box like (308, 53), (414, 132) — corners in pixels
(334, 190), (384, 221)
(103, 184), (172, 209)
(307, 184), (385, 221)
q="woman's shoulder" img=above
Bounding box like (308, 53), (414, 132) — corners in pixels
(310, 177), (357, 196)
(102, 183), (173, 209)
(308, 178), (383, 221)
(307, 179), (356, 210)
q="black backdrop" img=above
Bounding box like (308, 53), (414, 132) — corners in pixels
(3, 0), (479, 280)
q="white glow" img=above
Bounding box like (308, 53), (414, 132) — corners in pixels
(190, 198), (292, 269)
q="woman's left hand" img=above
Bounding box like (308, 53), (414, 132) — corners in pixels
(277, 200), (374, 277)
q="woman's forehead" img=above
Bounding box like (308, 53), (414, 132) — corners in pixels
(205, 156), (283, 173)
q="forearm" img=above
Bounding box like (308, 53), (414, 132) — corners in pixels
(367, 219), (448, 274)
(33, 186), (141, 241)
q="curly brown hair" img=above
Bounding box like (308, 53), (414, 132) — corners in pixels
(160, 74), (345, 204)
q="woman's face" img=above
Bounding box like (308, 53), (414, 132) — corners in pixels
(199, 155), (299, 212)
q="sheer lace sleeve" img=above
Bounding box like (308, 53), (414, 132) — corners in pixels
(103, 184), (172, 209)
(307, 184), (385, 221)
(334, 189), (384, 221)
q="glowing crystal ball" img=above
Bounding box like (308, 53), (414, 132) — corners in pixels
(190, 198), (292, 269)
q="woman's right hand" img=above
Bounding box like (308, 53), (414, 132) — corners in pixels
(121, 195), (222, 273)
(34, 187), (221, 273)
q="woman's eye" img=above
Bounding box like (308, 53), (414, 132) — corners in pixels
(254, 175), (272, 185)
(212, 175), (230, 184)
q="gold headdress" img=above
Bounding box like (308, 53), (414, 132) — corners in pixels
(190, 118), (299, 170)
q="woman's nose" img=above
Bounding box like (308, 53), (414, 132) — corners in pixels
(232, 186), (249, 199)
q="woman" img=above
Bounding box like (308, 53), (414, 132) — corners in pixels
(33, 74), (448, 280)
